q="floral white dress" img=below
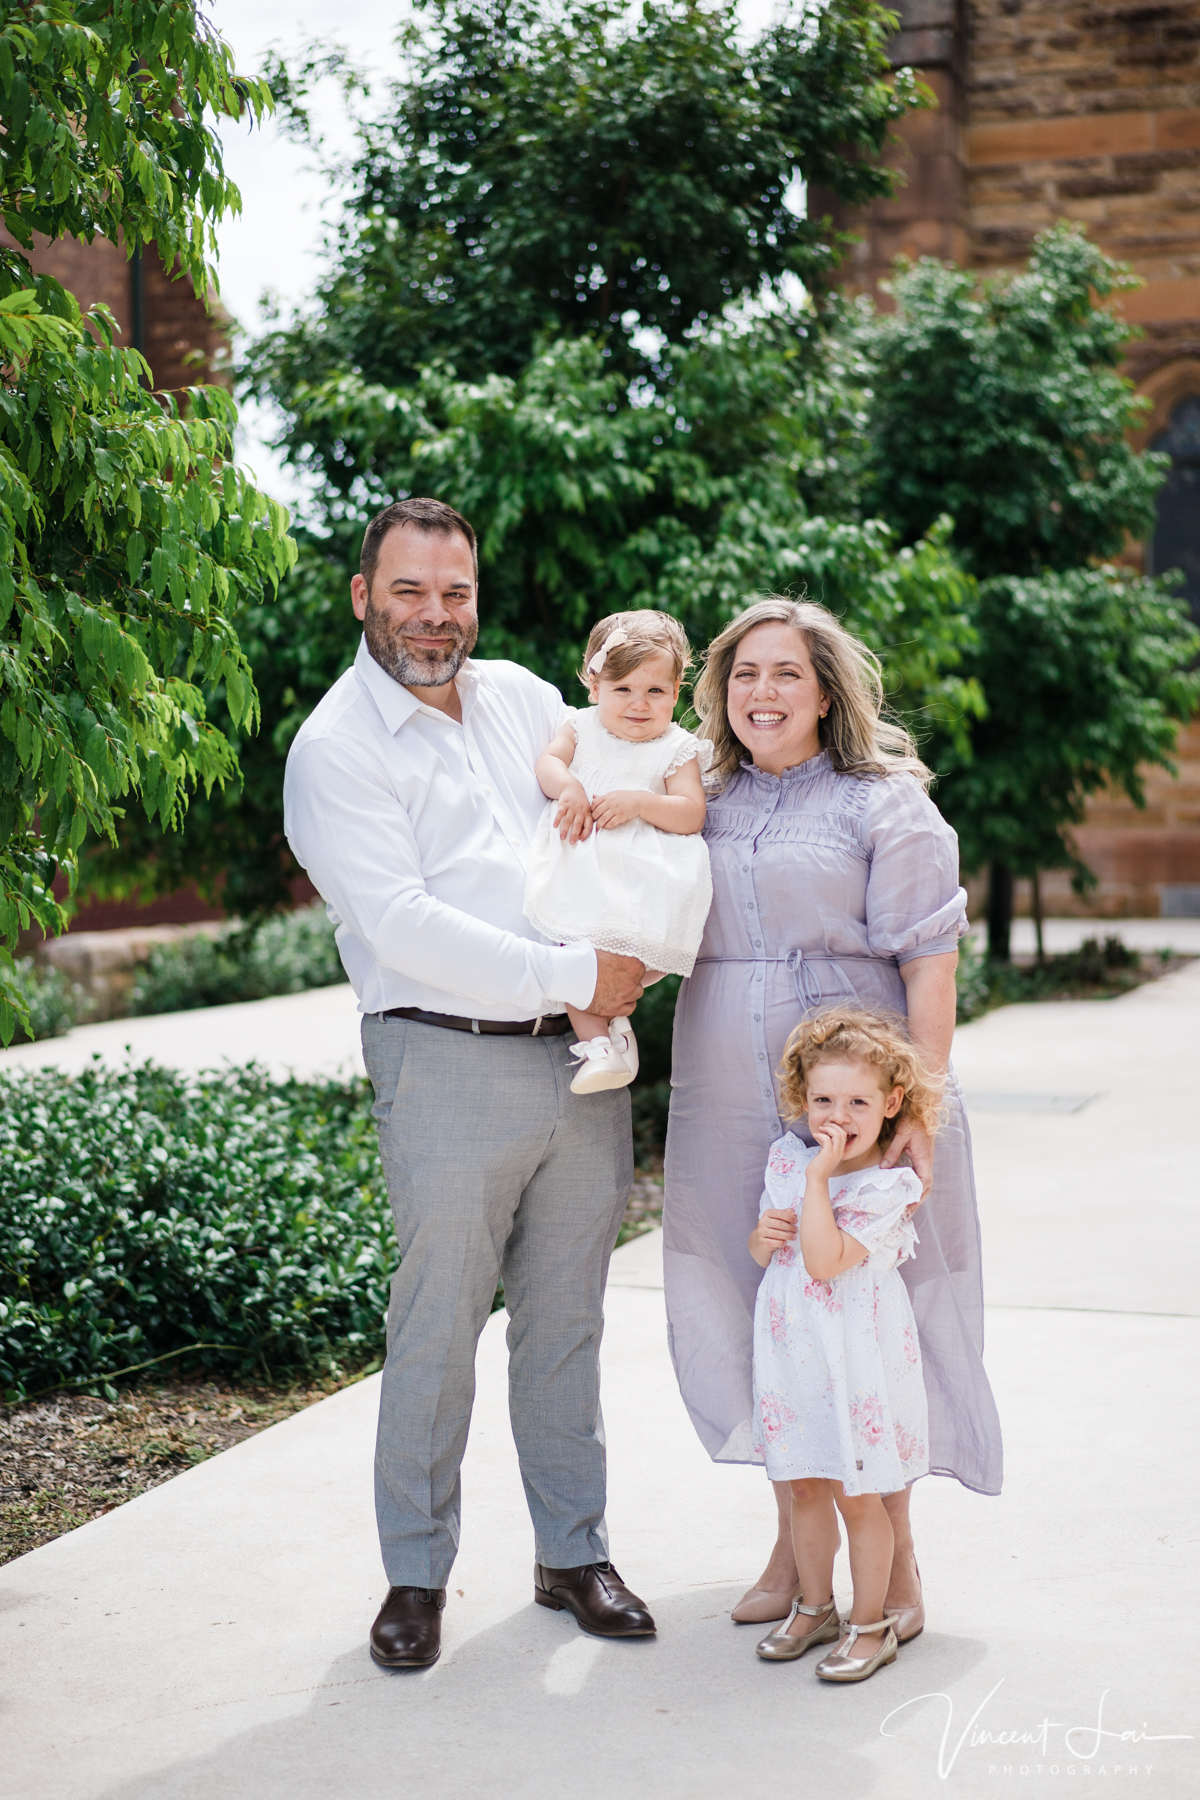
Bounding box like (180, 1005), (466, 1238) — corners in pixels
(751, 1133), (929, 1495)
(523, 706), (713, 977)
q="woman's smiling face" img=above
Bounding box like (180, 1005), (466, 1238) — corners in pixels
(726, 622), (829, 776)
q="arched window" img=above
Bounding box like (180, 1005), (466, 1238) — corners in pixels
(1149, 393), (1200, 624)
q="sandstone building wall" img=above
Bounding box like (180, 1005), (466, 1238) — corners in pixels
(821, 0), (1200, 917)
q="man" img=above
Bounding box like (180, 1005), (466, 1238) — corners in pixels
(284, 496), (654, 1670)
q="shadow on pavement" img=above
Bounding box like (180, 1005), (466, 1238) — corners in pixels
(96, 1587), (990, 1800)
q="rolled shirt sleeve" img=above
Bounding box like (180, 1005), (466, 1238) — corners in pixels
(862, 776), (969, 966)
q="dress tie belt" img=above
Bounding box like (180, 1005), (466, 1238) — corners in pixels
(693, 950), (888, 1009)
(692, 953), (880, 964)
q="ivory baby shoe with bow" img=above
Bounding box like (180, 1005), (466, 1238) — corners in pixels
(569, 1035), (635, 1094)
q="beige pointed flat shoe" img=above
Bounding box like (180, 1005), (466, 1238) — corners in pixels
(891, 1594), (924, 1643)
(731, 1581), (803, 1625)
(756, 1597), (841, 1661)
(815, 1616), (899, 1683)
(889, 1557), (924, 1643)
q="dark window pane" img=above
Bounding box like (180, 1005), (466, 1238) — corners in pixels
(1150, 393), (1200, 625)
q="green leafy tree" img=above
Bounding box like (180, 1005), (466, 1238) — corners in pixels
(83, 0), (985, 914)
(85, 324), (981, 914)
(0, 1), (294, 1037)
(855, 226), (1197, 952)
(261, 0), (925, 394)
(858, 227), (1165, 578)
(939, 567), (1199, 895)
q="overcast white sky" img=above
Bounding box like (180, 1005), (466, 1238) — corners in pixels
(206, 0), (790, 509)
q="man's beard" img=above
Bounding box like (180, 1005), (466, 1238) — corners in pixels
(363, 594), (478, 688)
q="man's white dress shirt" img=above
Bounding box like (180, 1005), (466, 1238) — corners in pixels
(283, 637), (598, 1021)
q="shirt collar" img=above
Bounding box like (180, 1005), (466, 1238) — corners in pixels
(353, 634), (481, 734)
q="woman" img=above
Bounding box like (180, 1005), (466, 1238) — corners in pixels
(664, 598), (1002, 1635)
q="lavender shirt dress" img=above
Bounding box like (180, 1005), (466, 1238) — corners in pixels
(663, 751), (1004, 1495)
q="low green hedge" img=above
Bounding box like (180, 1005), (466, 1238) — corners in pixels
(129, 903), (345, 1016)
(9, 959), (85, 1043)
(0, 1062), (393, 1401)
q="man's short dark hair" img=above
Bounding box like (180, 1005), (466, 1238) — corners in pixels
(360, 498), (479, 591)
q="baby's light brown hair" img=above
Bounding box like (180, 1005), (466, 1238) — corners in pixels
(777, 1006), (943, 1151)
(579, 610), (692, 687)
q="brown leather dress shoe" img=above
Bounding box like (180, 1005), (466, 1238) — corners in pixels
(369, 1585), (446, 1669)
(534, 1561), (656, 1638)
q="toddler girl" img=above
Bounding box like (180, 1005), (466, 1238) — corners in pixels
(524, 610), (712, 1093)
(747, 1007), (938, 1683)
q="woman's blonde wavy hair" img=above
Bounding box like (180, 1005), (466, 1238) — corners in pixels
(777, 1007), (943, 1151)
(692, 597), (931, 789)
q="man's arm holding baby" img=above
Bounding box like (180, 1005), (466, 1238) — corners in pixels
(590, 755), (706, 834)
(287, 735), (643, 1019)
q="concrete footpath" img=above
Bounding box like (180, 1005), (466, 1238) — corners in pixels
(1, 963), (1198, 1798)
(0, 980), (365, 1085)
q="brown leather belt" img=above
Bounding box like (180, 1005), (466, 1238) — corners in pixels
(380, 1006), (573, 1036)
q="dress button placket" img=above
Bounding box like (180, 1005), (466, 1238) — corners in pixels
(747, 784), (778, 1117)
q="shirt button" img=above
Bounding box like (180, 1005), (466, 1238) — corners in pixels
(753, 940), (762, 948)
(742, 865), (749, 873)
(754, 1013), (761, 1022)
(758, 1053), (766, 1061)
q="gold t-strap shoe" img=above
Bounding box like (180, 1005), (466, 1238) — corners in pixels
(755, 1597), (840, 1661)
(815, 1615), (899, 1682)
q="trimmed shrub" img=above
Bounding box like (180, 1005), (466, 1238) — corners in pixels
(129, 903), (345, 1016)
(0, 1062), (391, 1401)
(8, 959), (84, 1043)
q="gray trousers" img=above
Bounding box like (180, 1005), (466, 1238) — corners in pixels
(361, 1013), (634, 1587)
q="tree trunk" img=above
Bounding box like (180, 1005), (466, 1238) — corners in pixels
(1031, 869), (1045, 965)
(987, 862), (1014, 961)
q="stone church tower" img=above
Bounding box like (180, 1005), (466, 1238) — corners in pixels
(822, 0), (1200, 917)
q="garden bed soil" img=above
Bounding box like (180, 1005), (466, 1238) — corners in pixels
(0, 1176), (664, 1569)
(0, 1373), (352, 1568)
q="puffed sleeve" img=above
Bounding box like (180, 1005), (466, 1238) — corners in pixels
(834, 1168), (922, 1263)
(759, 1133), (817, 1214)
(861, 776), (968, 964)
(662, 727), (714, 780)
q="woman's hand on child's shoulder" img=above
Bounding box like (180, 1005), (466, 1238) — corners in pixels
(748, 1206), (797, 1269)
(553, 781), (595, 843)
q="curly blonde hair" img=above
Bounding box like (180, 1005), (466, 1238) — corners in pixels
(579, 610), (692, 687)
(777, 1007), (943, 1151)
(691, 597), (931, 789)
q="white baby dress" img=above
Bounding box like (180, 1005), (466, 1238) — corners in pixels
(751, 1133), (930, 1495)
(523, 705), (713, 976)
